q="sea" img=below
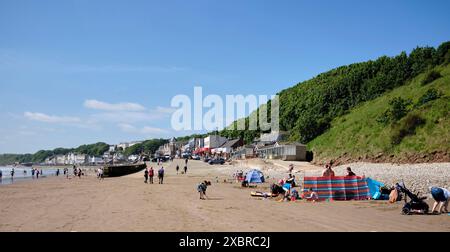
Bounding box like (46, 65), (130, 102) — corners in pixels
(0, 166), (63, 185)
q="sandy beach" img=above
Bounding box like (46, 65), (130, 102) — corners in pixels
(0, 160), (449, 232)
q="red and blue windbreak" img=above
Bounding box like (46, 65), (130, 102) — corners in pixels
(303, 176), (371, 200)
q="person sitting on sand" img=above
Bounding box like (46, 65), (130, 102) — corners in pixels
(291, 189), (300, 201)
(321, 164), (335, 177)
(431, 186), (449, 214)
(346, 167), (356, 176)
(304, 188), (319, 202)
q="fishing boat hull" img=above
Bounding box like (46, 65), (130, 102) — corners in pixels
(104, 163), (147, 177)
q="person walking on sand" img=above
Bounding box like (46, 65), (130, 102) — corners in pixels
(176, 165), (179, 175)
(148, 167), (154, 184)
(322, 164), (335, 177)
(99, 167), (103, 179)
(144, 168), (149, 183)
(56, 168), (60, 177)
(36, 169), (39, 179)
(431, 186), (449, 214)
(158, 167), (164, 184)
(184, 165), (188, 174)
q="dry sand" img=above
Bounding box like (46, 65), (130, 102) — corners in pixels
(0, 160), (449, 232)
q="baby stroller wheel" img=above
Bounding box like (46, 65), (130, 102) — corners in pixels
(423, 204), (429, 214)
(402, 207), (411, 215)
(402, 204), (411, 215)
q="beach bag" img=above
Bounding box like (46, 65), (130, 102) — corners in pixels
(372, 191), (381, 200)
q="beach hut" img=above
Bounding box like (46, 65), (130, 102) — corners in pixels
(245, 169), (265, 183)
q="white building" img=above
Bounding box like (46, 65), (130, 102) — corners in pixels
(45, 156), (56, 165)
(204, 135), (227, 149)
(117, 141), (142, 151)
(89, 156), (104, 165)
(55, 155), (67, 165)
(66, 153), (88, 165)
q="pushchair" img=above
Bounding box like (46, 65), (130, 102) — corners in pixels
(395, 182), (429, 215)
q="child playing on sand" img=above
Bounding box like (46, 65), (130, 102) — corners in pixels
(304, 188), (319, 202)
(197, 181), (210, 200)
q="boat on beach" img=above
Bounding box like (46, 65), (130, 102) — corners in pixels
(103, 163), (147, 177)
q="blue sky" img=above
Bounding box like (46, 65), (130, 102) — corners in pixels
(1, 0), (449, 153)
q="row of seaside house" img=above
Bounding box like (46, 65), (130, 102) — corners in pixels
(43, 131), (308, 165)
(156, 131), (308, 161)
(44, 143), (143, 165)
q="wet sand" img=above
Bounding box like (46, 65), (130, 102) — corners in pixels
(0, 160), (448, 232)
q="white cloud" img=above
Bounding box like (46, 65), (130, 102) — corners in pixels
(84, 99), (146, 112)
(118, 123), (169, 135)
(24, 112), (81, 123)
(155, 106), (177, 114)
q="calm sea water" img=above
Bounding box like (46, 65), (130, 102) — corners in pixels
(0, 166), (62, 185)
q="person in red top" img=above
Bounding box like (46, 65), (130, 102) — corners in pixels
(148, 167), (154, 184)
